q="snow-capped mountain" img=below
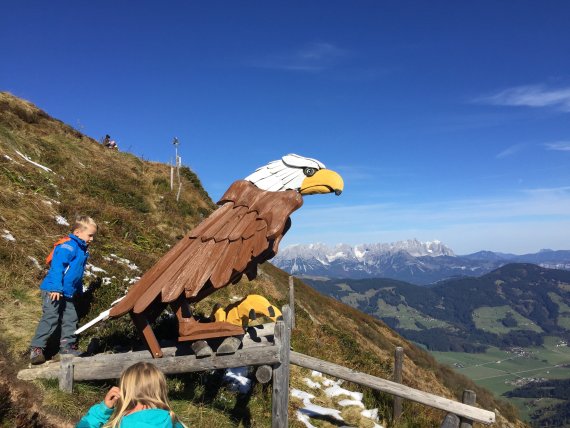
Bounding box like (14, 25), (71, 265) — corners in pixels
(271, 240), (570, 285)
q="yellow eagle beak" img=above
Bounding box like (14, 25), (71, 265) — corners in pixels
(300, 169), (344, 196)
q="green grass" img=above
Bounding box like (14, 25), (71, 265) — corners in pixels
(431, 336), (570, 423)
(472, 306), (543, 334)
(374, 299), (452, 331)
(548, 292), (570, 330)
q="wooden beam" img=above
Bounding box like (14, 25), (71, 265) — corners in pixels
(272, 306), (291, 428)
(393, 346), (404, 421)
(59, 355), (74, 393)
(460, 390), (476, 428)
(289, 352), (495, 425)
(288, 276), (295, 330)
(18, 342), (279, 382)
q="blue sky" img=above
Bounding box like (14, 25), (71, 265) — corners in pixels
(3, 1), (570, 254)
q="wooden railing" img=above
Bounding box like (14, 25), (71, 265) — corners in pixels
(18, 278), (496, 427)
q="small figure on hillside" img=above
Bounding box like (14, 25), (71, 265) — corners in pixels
(103, 134), (119, 150)
(29, 216), (98, 365)
(76, 362), (186, 428)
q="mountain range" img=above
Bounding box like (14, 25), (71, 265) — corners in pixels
(272, 240), (570, 285)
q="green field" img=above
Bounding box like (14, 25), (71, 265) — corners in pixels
(431, 336), (570, 422)
(472, 305), (543, 334)
(373, 299), (452, 330)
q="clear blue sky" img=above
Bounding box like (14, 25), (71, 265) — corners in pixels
(3, 1), (570, 254)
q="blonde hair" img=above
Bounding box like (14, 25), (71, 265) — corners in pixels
(72, 215), (97, 233)
(104, 362), (185, 428)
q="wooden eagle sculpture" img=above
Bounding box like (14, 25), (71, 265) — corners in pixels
(108, 154), (344, 357)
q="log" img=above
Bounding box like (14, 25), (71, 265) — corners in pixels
(289, 276), (295, 329)
(18, 343), (279, 382)
(255, 365), (273, 384)
(289, 352), (495, 425)
(393, 346), (403, 421)
(272, 306), (291, 428)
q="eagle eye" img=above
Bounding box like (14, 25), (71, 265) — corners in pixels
(303, 167), (316, 177)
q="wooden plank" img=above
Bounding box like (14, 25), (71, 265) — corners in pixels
(59, 355), (74, 393)
(460, 390), (476, 428)
(272, 306), (291, 428)
(289, 352), (495, 425)
(289, 276), (295, 329)
(18, 343), (279, 382)
(393, 346), (403, 421)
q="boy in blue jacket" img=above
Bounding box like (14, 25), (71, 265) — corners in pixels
(30, 216), (97, 365)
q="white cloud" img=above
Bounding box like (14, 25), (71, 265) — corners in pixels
(545, 141), (570, 151)
(496, 143), (525, 159)
(478, 85), (570, 112)
(249, 42), (346, 72)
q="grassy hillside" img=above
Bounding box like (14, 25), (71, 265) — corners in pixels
(0, 92), (525, 427)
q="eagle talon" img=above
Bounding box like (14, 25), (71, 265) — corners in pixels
(191, 340), (213, 358)
(216, 336), (242, 355)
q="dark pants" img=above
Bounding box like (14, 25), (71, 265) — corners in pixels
(30, 291), (78, 349)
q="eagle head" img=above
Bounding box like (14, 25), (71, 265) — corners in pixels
(244, 154), (344, 196)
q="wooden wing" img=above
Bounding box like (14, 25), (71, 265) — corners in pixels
(109, 180), (303, 317)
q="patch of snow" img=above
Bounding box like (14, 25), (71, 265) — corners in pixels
(325, 383), (363, 401)
(311, 370), (323, 378)
(123, 276), (141, 285)
(55, 215), (69, 226)
(42, 200), (53, 206)
(2, 230), (15, 241)
(361, 408), (379, 421)
(104, 254), (140, 271)
(223, 367), (251, 394)
(27, 256), (42, 269)
(303, 378), (321, 389)
(86, 263), (108, 274)
(338, 399), (364, 408)
(3, 154), (14, 161)
(292, 389), (315, 401)
(298, 404), (343, 422)
(102, 277), (112, 285)
(14, 150), (53, 173)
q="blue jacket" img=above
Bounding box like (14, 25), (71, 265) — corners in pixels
(76, 402), (185, 428)
(40, 234), (89, 298)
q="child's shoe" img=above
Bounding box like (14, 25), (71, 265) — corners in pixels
(30, 347), (45, 365)
(59, 344), (82, 357)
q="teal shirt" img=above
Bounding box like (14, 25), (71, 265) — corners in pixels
(76, 402), (185, 428)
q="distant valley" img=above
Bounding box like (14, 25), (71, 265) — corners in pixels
(305, 263), (570, 352)
(305, 263), (570, 426)
(273, 239), (570, 285)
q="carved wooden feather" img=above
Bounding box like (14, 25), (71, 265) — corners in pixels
(109, 180), (303, 317)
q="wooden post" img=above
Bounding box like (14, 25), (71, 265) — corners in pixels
(272, 305), (291, 428)
(59, 354), (74, 393)
(460, 390), (476, 428)
(288, 276), (295, 330)
(393, 346), (404, 421)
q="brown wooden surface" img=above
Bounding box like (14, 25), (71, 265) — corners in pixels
(460, 390), (476, 428)
(19, 344), (280, 382)
(272, 306), (291, 428)
(110, 180), (303, 318)
(393, 346), (404, 421)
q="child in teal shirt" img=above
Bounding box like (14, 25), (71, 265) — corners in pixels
(76, 362), (186, 428)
